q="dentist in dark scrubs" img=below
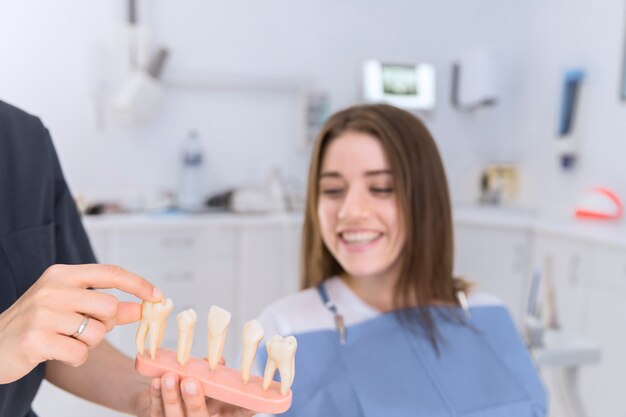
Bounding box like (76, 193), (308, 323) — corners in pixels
(0, 99), (165, 416)
(0, 100), (255, 417)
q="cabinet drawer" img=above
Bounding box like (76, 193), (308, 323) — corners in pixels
(591, 244), (626, 291)
(454, 224), (530, 323)
(530, 234), (591, 331)
(579, 285), (626, 415)
(113, 229), (207, 265)
(112, 227), (235, 267)
(133, 264), (234, 296)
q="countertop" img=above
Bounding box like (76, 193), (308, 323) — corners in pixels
(82, 205), (626, 248)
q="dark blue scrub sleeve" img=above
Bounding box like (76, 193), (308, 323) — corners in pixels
(0, 100), (96, 417)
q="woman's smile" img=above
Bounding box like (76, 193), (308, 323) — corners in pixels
(337, 229), (384, 252)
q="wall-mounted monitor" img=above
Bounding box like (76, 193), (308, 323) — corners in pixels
(362, 59), (436, 110)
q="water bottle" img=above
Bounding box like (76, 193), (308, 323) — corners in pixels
(178, 130), (205, 212)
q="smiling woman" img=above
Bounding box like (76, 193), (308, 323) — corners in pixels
(316, 132), (406, 311)
(303, 104), (468, 347)
(251, 104), (547, 417)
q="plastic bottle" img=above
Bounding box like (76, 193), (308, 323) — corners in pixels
(178, 130), (205, 212)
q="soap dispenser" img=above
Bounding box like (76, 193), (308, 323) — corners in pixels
(178, 130), (205, 212)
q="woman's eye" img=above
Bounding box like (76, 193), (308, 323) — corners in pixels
(371, 187), (393, 194)
(321, 188), (344, 196)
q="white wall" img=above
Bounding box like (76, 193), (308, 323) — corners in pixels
(2, 0), (624, 217)
(0, 0), (531, 206)
(513, 0), (626, 216)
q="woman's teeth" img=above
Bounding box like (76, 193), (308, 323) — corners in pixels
(340, 231), (381, 244)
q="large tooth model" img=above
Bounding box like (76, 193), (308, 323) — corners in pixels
(176, 308), (197, 365)
(136, 298), (174, 360)
(207, 305), (231, 371)
(263, 335), (297, 396)
(134, 301), (296, 414)
(241, 319), (264, 383)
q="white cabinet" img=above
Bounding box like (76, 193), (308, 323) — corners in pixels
(236, 222), (302, 322)
(587, 243), (626, 292)
(529, 233), (591, 332)
(579, 243), (626, 417)
(529, 234), (592, 417)
(103, 225), (239, 360)
(454, 223), (530, 323)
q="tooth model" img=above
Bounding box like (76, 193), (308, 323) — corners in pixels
(263, 335), (297, 396)
(176, 308), (197, 365)
(136, 298), (174, 360)
(241, 320), (264, 383)
(207, 305), (231, 371)
(134, 305), (295, 414)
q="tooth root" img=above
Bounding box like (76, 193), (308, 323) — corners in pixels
(136, 298), (173, 360)
(136, 301), (152, 355)
(263, 335), (297, 396)
(241, 320), (264, 383)
(278, 360), (294, 396)
(136, 320), (148, 355)
(176, 309), (197, 365)
(149, 321), (161, 360)
(207, 305), (231, 371)
(158, 316), (167, 346)
(262, 357), (278, 391)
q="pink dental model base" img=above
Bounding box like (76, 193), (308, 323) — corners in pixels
(136, 348), (292, 414)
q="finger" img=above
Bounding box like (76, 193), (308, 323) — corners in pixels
(180, 378), (210, 416)
(72, 294), (141, 329)
(48, 288), (141, 332)
(149, 378), (165, 417)
(115, 301), (141, 326)
(62, 289), (122, 330)
(64, 313), (107, 349)
(42, 334), (89, 367)
(50, 264), (162, 302)
(43, 310), (104, 350)
(160, 372), (185, 417)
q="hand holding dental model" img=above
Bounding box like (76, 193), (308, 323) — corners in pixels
(135, 300), (297, 414)
(0, 264), (162, 385)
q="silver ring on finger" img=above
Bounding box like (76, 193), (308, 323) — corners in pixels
(72, 314), (90, 339)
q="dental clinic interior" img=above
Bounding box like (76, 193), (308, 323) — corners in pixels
(3, 0), (626, 416)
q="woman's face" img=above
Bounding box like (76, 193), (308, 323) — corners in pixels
(317, 131), (405, 282)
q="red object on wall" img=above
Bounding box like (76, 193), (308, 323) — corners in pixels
(575, 188), (623, 220)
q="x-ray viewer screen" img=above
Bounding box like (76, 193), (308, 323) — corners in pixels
(382, 65), (418, 96)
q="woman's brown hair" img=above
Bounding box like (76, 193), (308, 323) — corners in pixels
(301, 103), (470, 348)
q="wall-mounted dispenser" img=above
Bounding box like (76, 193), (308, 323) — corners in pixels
(555, 69), (585, 170)
(112, 48), (169, 126)
(451, 49), (499, 111)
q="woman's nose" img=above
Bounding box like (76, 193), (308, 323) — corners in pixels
(338, 188), (370, 220)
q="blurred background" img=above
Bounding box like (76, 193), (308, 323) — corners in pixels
(1, 0), (624, 416)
